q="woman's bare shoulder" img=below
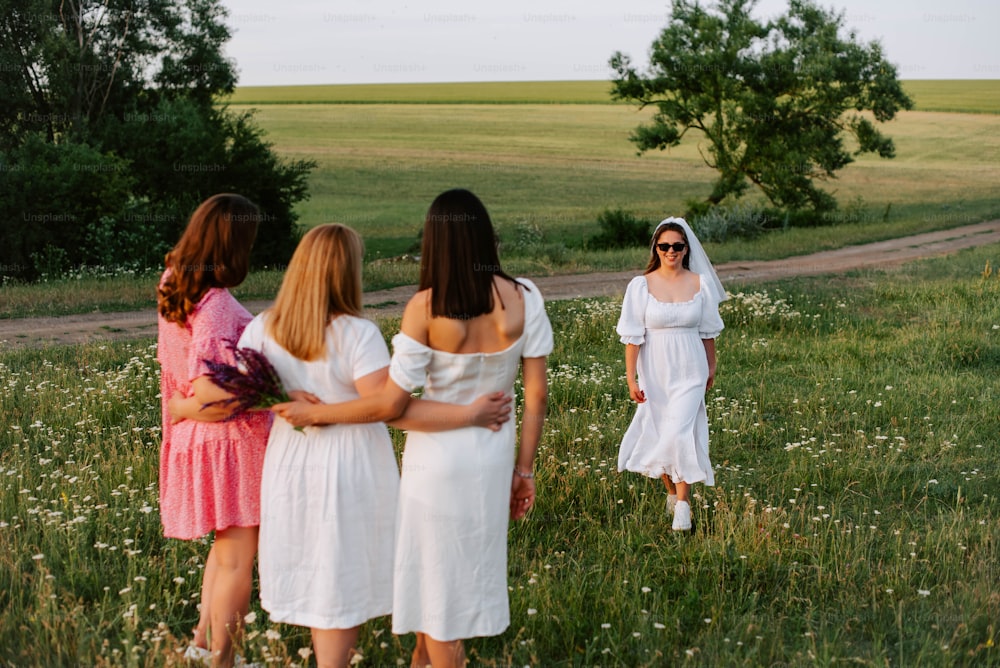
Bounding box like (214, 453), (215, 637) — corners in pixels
(496, 276), (526, 302)
(400, 289), (431, 342)
(408, 288), (431, 307)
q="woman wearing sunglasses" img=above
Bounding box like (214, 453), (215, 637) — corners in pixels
(615, 217), (727, 532)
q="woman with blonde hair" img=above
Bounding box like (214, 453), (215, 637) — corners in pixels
(158, 193), (271, 666)
(239, 223), (511, 668)
(274, 191), (553, 667)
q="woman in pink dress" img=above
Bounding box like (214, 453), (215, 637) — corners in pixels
(157, 193), (272, 666)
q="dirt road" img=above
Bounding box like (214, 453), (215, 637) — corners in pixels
(2, 219), (998, 349)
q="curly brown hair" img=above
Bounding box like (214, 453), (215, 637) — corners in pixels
(157, 194), (260, 325)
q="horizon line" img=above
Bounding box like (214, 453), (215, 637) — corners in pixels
(231, 77), (1000, 89)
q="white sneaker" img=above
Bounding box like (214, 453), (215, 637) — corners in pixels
(672, 500), (692, 531)
(666, 494), (678, 515)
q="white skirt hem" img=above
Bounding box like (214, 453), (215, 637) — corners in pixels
(261, 602), (392, 631)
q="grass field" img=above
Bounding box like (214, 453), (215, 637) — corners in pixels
(226, 80), (1000, 114)
(227, 80), (1000, 261)
(229, 103), (1000, 257)
(1, 245), (997, 665)
(223, 81), (1000, 265)
(2, 80), (999, 320)
(226, 80), (621, 105)
(2, 76), (998, 666)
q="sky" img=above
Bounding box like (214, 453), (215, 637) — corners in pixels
(219, 0), (999, 86)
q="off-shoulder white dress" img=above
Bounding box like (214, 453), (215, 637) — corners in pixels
(615, 274), (723, 484)
(388, 278), (553, 641)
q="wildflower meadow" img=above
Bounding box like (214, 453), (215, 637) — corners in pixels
(1, 246), (997, 666)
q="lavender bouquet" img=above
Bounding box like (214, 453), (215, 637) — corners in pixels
(201, 341), (292, 413)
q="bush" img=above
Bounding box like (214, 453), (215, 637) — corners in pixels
(93, 99), (315, 269)
(501, 220), (569, 267)
(690, 202), (771, 243)
(0, 135), (135, 279)
(83, 212), (172, 273)
(0, 102), (315, 282)
(504, 220), (544, 252)
(588, 209), (651, 250)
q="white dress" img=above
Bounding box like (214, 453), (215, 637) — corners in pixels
(615, 274), (723, 484)
(238, 314), (399, 629)
(388, 278), (554, 641)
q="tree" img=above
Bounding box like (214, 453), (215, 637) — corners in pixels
(610, 0), (913, 214)
(0, 0), (313, 279)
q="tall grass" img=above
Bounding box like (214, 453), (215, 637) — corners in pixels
(1, 245), (997, 665)
(0, 248), (648, 318)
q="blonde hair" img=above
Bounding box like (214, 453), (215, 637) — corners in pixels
(266, 224), (364, 360)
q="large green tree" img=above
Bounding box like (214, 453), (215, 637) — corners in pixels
(0, 0), (313, 279)
(610, 0), (913, 214)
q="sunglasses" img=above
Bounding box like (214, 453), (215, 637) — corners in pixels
(656, 242), (687, 253)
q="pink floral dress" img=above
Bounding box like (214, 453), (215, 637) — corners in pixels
(156, 277), (271, 540)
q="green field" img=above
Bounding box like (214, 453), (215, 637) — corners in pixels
(3, 76), (999, 665)
(2, 246), (997, 665)
(226, 80), (620, 105)
(232, 100), (1000, 260)
(902, 80), (1000, 115)
(4, 80), (1000, 319)
(226, 80), (1000, 114)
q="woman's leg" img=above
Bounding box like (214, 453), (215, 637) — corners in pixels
(311, 627), (361, 668)
(411, 632), (431, 668)
(661, 474), (677, 496)
(675, 481), (690, 502)
(423, 635), (466, 668)
(192, 542), (219, 649)
(661, 474), (679, 514)
(208, 525), (259, 666)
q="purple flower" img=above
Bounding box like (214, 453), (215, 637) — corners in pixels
(201, 341), (291, 414)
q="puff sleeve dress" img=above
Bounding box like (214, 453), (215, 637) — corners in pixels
(388, 278), (554, 642)
(615, 274), (723, 485)
(156, 282), (272, 540)
(238, 314), (399, 629)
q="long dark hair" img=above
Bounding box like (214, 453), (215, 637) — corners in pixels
(157, 194), (260, 324)
(644, 221), (691, 274)
(419, 189), (521, 318)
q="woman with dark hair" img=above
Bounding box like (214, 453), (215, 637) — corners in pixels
(274, 189), (553, 667)
(616, 217), (726, 533)
(157, 193), (272, 666)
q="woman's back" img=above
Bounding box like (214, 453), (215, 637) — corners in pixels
(423, 277), (526, 354)
(242, 313), (386, 404)
(391, 277), (550, 405)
